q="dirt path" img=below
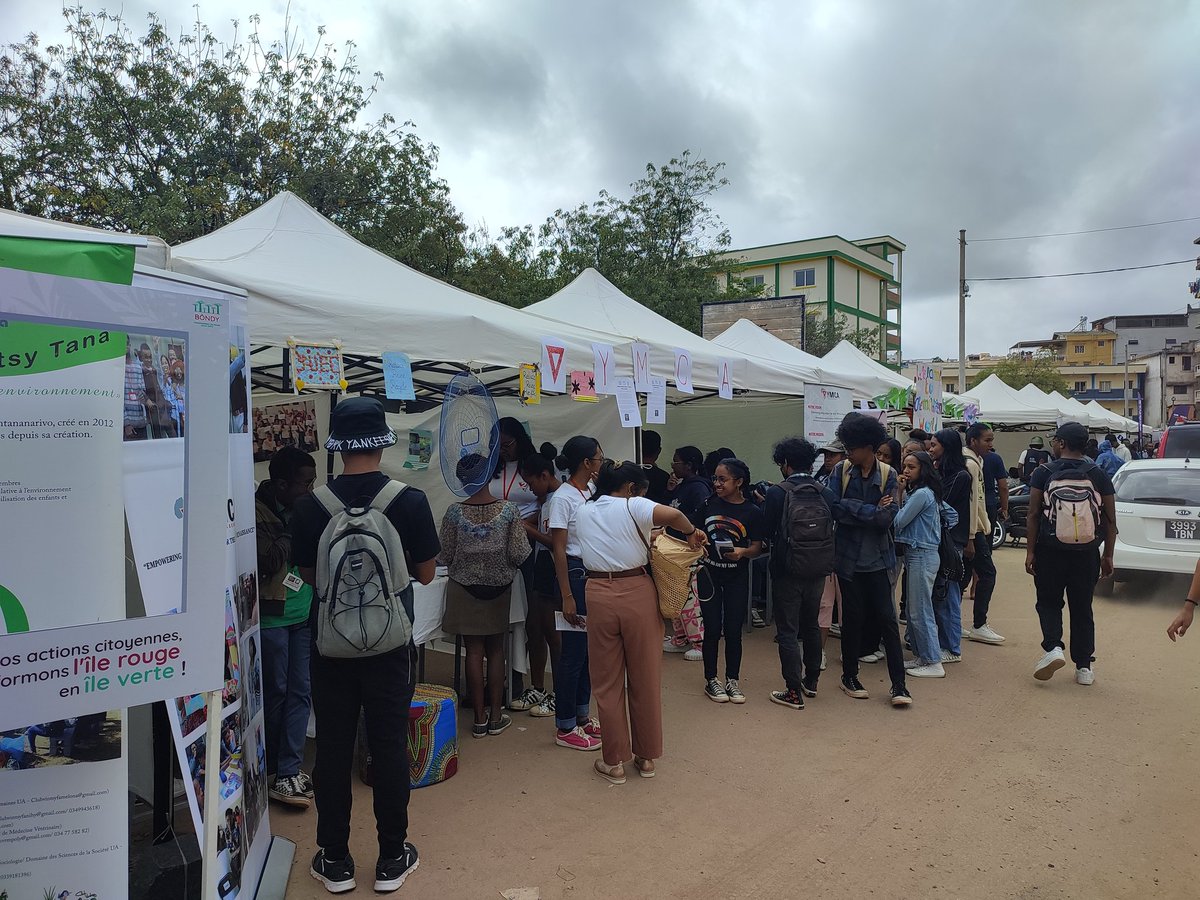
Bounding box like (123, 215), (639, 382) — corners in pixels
(275, 548), (1200, 898)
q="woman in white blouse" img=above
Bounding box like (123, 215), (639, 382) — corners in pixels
(577, 461), (706, 784)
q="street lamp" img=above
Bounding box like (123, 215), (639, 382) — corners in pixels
(1124, 339), (1139, 421)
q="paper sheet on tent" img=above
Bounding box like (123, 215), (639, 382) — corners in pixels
(614, 377), (642, 428)
(646, 377), (667, 424)
(570, 370), (597, 402)
(382, 351), (416, 400)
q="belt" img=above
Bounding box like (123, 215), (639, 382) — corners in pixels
(585, 567), (647, 580)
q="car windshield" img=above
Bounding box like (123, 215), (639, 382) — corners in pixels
(1114, 468), (1200, 506)
(1162, 426), (1200, 458)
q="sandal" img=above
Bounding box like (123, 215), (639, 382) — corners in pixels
(593, 760), (626, 785)
(633, 756), (656, 778)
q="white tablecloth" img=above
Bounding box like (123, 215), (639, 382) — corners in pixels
(412, 575), (530, 674)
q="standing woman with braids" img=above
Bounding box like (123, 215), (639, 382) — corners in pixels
(576, 461), (707, 784)
(930, 429), (971, 663)
(694, 458), (765, 704)
(546, 437), (606, 751)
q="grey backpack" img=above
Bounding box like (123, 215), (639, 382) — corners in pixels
(313, 481), (413, 658)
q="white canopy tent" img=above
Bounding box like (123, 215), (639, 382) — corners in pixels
(710, 318), (899, 398)
(1084, 400), (1138, 433)
(969, 375), (1061, 426)
(524, 267), (833, 396)
(821, 339), (980, 413)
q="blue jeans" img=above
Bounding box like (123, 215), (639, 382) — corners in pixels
(934, 574), (963, 655)
(262, 621), (312, 778)
(554, 557), (591, 731)
(903, 547), (940, 664)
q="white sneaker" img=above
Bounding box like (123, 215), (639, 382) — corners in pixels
(908, 662), (946, 678)
(904, 658), (923, 670)
(859, 651), (883, 664)
(508, 687), (544, 711)
(1034, 647), (1067, 681)
(968, 624), (1006, 645)
(529, 692), (555, 717)
(683, 648), (703, 661)
(663, 639), (687, 654)
(940, 650), (962, 664)
(820, 650), (827, 671)
(1075, 667), (1095, 686)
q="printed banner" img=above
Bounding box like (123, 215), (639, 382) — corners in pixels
(540, 338), (567, 394)
(591, 342), (614, 395)
(672, 347), (694, 395)
(382, 351), (416, 401)
(804, 383), (854, 447)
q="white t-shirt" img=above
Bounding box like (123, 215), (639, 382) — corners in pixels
(545, 483), (590, 558)
(491, 460), (539, 519)
(576, 495), (657, 573)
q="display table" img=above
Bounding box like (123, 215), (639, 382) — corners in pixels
(411, 574), (530, 674)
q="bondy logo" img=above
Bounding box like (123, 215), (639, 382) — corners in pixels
(193, 300), (222, 328)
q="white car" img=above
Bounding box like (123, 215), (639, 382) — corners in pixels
(1110, 458), (1200, 585)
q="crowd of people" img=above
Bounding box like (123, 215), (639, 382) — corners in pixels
(253, 396), (1147, 895)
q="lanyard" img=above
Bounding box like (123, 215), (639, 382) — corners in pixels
(501, 463), (520, 500)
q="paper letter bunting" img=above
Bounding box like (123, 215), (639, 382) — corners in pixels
(672, 347), (694, 395)
(631, 342), (652, 393)
(717, 358), (734, 400)
(591, 342), (614, 395)
(541, 338), (567, 393)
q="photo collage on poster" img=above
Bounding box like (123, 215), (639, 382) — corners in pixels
(252, 398), (319, 462)
(124, 331), (188, 441)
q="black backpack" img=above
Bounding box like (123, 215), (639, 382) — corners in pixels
(938, 506), (964, 583)
(778, 478), (835, 577)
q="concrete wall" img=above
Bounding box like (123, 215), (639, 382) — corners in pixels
(701, 296), (808, 345)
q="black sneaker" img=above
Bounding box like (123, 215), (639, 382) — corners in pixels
(890, 685), (913, 707)
(769, 688), (804, 709)
(270, 775), (311, 809)
(800, 677), (819, 698)
(839, 675), (869, 700)
(375, 843), (420, 893)
(296, 770), (315, 798)
(310, 850), (356, 894)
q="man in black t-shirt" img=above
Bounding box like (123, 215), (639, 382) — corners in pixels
(1025, 421), (1116, 687)
(290, 397), (440, 895)
(640, 430), (671, 504)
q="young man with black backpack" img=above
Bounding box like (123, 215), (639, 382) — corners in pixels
(290, 398), (441, 894)
(1025, 421), (1117, 686)
(763, 437), (837, 709)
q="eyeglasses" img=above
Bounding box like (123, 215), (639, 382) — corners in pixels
(713, 476), (735, 483)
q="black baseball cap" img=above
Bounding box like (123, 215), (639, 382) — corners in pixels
(1053, 421), (1089, 446)
(325, 397), (397, 452)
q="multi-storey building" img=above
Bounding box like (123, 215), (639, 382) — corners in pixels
(703, 235), (904, 366)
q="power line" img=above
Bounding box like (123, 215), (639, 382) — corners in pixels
(970, 259), (1192, 282)
(972, 215), (1200, 242)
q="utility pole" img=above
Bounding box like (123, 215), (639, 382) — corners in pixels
(958, 229), (967, 394)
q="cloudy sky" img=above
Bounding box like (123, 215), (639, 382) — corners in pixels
(8, 0), (1200, 358)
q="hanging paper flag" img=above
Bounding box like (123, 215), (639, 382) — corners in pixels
(519, 363), (541, 405)
(570, 370), (597, 402)
(631, 342), (652, 393)
(717, 358), (734, 400)
(646, 376), (667, 424)
(614, 377), (642, 428)
(540, 338), (567, 393)
(592, 342), (615, 395)
(382, 351), (416, 400)
(673, 347), (694, 395)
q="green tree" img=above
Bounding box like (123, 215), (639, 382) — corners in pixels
(969, 353), (1069, 394)
(0, 6), (464, 274)
(456, 151), (759, 330)
(801, 311), (881, 359)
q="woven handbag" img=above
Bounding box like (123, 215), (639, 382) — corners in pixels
(629, 502), (704, 619)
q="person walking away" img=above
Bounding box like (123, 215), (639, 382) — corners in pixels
(256, 447), (318, 810)
(930, 429), (971, 664)
(547, 437), (606, 751)
(692, 458), (764, 704)
(439, 456), (532, 738)
(893, 452), (955, 678)
(763, 438), (837, 709)
(1025, 422), (1116, 685)
(640, 430), (671, 504)
(577, 462), (706, 783)
(1094, 440), (1124, 478)
(513, 453), (564, 718)
(963, 424), (1004, 645)
(829, 414), (911, 707)
(1018, 436), (1051, 484)
(1166, 557), (1199, 642)
(290, 397), (439, 894)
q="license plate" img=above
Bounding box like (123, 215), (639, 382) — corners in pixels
(1166, 520), (1198, 540)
